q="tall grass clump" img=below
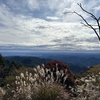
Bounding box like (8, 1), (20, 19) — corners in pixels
(3, 70), (66, 100)
(3, 61), (77, 100)
(32, 83), (65, 100)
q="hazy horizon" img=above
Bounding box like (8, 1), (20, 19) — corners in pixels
(1, 50), (100, 57)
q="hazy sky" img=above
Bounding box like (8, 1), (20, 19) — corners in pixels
(0, 0), (100, 52)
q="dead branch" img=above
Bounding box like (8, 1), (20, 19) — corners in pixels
(74, 3), (100, 41)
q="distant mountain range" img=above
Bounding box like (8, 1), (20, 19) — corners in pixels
(5, 56), (87, 73)
(5, 56), (52, 68)
(40, 53), (100, 68)
(3, 52), (100, 73)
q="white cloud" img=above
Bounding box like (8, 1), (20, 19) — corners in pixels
(0, 0), (100, 51)
(27, 0), (39, 10)
(94, 6), (100, 11)
(46, 16), (60, 21)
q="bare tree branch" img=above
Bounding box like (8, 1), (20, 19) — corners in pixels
(80, 22), (93, 29)
(63, 3), (100, 41)
(73, 3), (100, 41)
(77, 3), (98, 21)
(81, 21), (99, 29)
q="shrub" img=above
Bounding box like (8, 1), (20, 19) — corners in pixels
(32, 83), (65, 100)
(3, 61), (77, 100)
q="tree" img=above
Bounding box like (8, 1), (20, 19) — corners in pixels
(0, 54), (7, 66)
(64, 3), (100, 41)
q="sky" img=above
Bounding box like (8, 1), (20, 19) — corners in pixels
(0, 0), (100, 52)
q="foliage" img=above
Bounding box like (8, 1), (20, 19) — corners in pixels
(0, 54), (9, 79)
(6, 56), (52, 68)
(0, 54), (7, 66)
(2, 61), (77, 100)
(0, 54), (24, 86)
(84, 65), (100, 75)
(32, 83), (65, 100)
(2, 54), (100, 100)
(3, 68), (67, 100)
(4, 67), (32, 88)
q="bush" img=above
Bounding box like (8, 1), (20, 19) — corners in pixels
(32, 83), (65, 100)
(3, 70), (67, 100)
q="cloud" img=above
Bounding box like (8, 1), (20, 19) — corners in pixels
(27, 0), (39, 10)
(46, 16), (60, 21)
(4, 0), (39, 13)
(0, 0), (100, 51)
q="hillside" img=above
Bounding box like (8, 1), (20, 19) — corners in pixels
(1, 54), (100, 99)
(5, 56), (52, 67)
(83, 64), (100, 75)
(5, 56), (87, 73)
(2, 52), (100, 73)
(44, 54), (100, 68)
